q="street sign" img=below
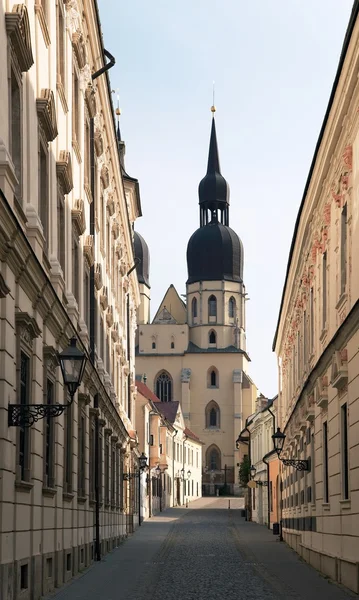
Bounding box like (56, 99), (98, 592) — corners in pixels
(247, 480), (256, 488)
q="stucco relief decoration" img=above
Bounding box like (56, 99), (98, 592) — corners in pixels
(100, 286), (108, 311)
(331, 144), (352, 208)
(80, 63), (92, 89)
(106, 306), (114, 328)
(111, 323), (119, 343)
(71, 199), (86, 236)
(122, 275), (129, 292)
(181, 368), (192, 383)
(15, 312), (41, 350)
(331, 348), (348, 390)
(85, 83), (97, 118)
(112, 222), (120, 240)
(43, 346), (59, 375)
(5, 4), (34, 73)
(56, 151), (73, 195)
(36, 89), (58, 142)
(72, 30), (87, 70)
(66, 0), (81, 34)
(101, 164), (110, 189)
(104, 187), (115, 215)
(83, 235), (95, 267)
(94, 263), (103, 290)
(0, 273), (10, 298)
(94, 114), (104, 157)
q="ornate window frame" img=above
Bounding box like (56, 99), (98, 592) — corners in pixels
(42, 346), (58, 495)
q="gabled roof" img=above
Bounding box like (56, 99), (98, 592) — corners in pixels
(184, 427), (203, 444)
(152, 284), (187, 324)
(152, 400), (180, 424)
(135, 380), (160, 404)
(272, 1), (359, 351)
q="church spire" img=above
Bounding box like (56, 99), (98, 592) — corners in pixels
(198, 108), (230, 227)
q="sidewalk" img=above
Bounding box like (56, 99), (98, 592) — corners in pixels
(230, 513), (356, 599)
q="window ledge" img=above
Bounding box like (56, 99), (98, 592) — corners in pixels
(63, 491), (75, 502)
(57, 81), (68, 114)
(322, 503), (330, 511)
(15, 480), (33, 492)
(77, 495), (87, 504)
(336, 292), (347, 311)
(42, 486), (57, 498)
(339, 499), (351, 509)
(319, 328), (328, 343)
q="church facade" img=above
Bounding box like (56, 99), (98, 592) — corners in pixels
(135, 115), (258, 495)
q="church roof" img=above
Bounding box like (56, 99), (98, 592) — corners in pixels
(152, 400), (180, 424)
(198, 117), (229, 210)
(186, 341), (250, 360)
(134, 231), (150, 287)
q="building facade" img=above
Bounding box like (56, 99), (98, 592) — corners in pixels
(135, 114), (258, 495)
(273, 2), (359, 593)
(0, 1), (143, 599)
(245, 396), (279, 528)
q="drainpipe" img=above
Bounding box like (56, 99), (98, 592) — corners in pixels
(182, 434), (188, 506)
(90, 49), (116, 563)
(266, 406), (276, 531)
(173, 429), (177, 506)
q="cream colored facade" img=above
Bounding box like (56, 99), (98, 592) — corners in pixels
(0, 2), (143, 599)
(135, 380), (203, 515)
(273, 3), (359, 593)
(246, 397), (278, 527)
(136, 280), (257, 495)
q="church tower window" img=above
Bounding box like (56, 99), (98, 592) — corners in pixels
(228, 297), (236, 318)
(207, 367), (218, 388)
(208, 295), (217, 319)
(206, 445), (221, 471)
(209, 330), (216, 345)
(192, 297), (198, 319)
(155, 371), (172, 402)
(205, 402), (220, 428)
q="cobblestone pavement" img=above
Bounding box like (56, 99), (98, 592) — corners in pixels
(52, 498), (356, 600)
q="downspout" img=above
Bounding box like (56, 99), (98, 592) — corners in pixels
(266, 406), (276, 530)
(237, 423), (252, 521)
(90, 49), (116, 563)
(173, 429), (178, 506)
(182, 434), (188, 506)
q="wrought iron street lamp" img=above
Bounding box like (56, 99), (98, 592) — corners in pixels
(272, 427), (309, 471)
(8, 337), (87, 427)
(250, 465), (257, 479)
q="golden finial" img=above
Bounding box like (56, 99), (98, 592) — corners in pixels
(112, 88), (121, 117)
(211, 80), (216, 114)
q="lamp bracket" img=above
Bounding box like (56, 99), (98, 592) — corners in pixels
(281, 459), (309, 471)
(122, 472), (139, 481)
(8, 402), (72, 427)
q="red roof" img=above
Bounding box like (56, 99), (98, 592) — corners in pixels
(136, 380), (161, 404)
(184, 427), (201, 443)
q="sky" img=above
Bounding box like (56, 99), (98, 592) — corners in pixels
(98, 0), (353, 398)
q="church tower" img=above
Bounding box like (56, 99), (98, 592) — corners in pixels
(186, 112), (247, 351)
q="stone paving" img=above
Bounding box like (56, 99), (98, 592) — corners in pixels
(51, 497), (356, 600)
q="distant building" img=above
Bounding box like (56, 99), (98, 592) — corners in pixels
(135, 379), (203, 515)
(135, 113), (258, 495)
(273, 2), (359, 594)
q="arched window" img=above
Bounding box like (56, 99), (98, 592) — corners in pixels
(152, 341), (156, 349)
(206, 444), (221, 471)
(171, 341), (175, 349)
(207, 366), (218, 388)
(205, 401), (220, 429)
(209, 330), (216, 345)
(192, 297), (197, 319)
(208, 295), (217, 318)
(228, 296), (236, 318)
(155, 371), (172, 402)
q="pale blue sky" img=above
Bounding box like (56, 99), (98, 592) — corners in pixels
(98, 0), (353, 397)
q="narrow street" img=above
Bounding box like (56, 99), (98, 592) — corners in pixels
(51, 499), (355, 600)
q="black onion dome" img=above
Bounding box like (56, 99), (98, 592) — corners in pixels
(186, 222), (243, 284)
(198, 118), (229, 210)
(134, 231), (150, 287)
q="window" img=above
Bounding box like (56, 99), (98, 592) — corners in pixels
(206, 445), (221, 471)
(152, 341), (156, 349)
(111, 443), (116, 505)
(228, 297), (236, 318)
(64, 401), (73, 493)
(340, 204), (347, 296)
(209, 330), (216, 345)
(56, 1), (65, 89)
(89, 417), (95, 501)
(341, 403), (349, 499)
(192, 297), (197, 319)
(19, 352), (30, 481)
(20, 564), (28, 590)
(10, 67), (22, 203)
(155, 371), (172, 402)
(171, 339), (175, 349)
(104, 433), (110, 505)
(57, 191), (65, 274)
(310, 287), (314, 353)
(322, 251), (327, 330)
(84, 118), (90, 188)
(72, 68), (80, 145)
(208, 295), (217, 318)
(127, 374), (131, 421)
(303, 310), (307, 367)
(72, 230), (79, 302)
(311, 432), (316, 503)
(84, 266), (90, 331)
(39, 141), (48, 251)
(44, 378), (55, 488)
(78, 412), (86, 496)
(323, 421), (329, 503)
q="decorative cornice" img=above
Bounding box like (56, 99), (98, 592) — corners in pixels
(94, 263), (103, 290)
(36, 89), (58, 142)
(83, 235), (95, 267)
(100, 286), (108, 311)
(56, 151), (73, 194)
(43, 345), (59, 376)
(15, 311), (41, 349)
(94, 130), (103, 157)
(71, 198), (86, 236)
(111, 323), (119, 343)
(34, 2), (50, 48)
(106, 306), (114, 328)
(330, 348), (348, 390)
(78, 392), (91, 406)
(85, 84), (97, 118)
(5, 4), (34, 73)
(0, 273), (10, 298)
(72, 30), (87, 69)
(101, 164), (110, 189)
